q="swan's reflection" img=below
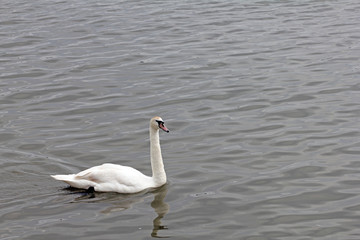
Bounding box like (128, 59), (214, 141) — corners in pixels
(63, 184), (169, 238)
(150, 184), (169, 238)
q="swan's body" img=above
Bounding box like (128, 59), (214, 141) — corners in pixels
(51, 116), (169, 193)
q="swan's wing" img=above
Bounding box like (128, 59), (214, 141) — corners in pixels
(74, 163), (152, 193)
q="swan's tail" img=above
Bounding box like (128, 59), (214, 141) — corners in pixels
(51, 174), (94, 190)
(51, 174), (76, 182)
(51, 174), (77, 186)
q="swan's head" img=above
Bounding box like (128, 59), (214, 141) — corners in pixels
(151, 116), (169, 133)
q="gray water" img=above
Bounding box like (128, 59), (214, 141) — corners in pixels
(1, 0), (360, 239)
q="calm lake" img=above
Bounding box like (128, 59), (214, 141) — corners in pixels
(1, 0), (360, 239)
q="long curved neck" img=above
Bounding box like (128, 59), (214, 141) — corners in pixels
(150, 127), (167, 186)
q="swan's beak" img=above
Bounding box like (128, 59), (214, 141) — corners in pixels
(160, 123), (170, 133)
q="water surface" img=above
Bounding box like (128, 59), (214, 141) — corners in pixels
(1, 0), (360, 239)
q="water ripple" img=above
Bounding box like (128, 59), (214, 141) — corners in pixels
(1, 0), (360, 239)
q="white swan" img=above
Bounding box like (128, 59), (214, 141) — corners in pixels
(51, 116), (169, 193)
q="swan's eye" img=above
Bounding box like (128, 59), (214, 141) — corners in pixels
(155, 120), (164, 126)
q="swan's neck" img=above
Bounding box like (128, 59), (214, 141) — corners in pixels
(150, 127), (167, 186)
